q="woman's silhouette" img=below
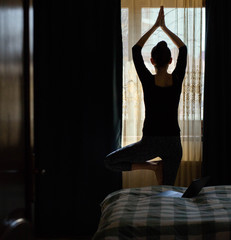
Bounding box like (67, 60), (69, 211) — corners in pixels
(105, 6), (187, 185)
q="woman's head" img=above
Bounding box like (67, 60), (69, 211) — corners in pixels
(151, 41), (172, 69)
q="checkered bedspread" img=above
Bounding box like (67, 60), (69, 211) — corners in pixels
(93, 185), (231, 240)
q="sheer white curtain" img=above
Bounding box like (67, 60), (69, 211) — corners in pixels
(121, 0), (205, 187)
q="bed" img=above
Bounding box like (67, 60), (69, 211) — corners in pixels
(93, 185), (231, 239)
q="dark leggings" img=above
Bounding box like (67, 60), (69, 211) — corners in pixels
(105, 136), (182, 185)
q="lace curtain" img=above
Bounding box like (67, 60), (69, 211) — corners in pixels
(121, 0), (205, 187)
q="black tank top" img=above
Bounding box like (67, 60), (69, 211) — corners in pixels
(132, 45), (187, 136)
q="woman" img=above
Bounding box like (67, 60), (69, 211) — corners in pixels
(105, 6), (187, 185)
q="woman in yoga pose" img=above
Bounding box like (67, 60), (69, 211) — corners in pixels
(105, 6), (187, 185)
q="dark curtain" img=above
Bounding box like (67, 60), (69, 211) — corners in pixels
(202, 1), (231, 185)
(34, 0), (122, 237)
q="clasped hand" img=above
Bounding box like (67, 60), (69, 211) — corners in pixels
(155, 6), (166, 28)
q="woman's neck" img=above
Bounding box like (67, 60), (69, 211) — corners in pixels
(155, 66), (169, 76)
(154, 66), (172, 87)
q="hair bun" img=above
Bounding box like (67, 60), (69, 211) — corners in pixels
(151, 40), (171, 69)
(157, 41), (168, 49)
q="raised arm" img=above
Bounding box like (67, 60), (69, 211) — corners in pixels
(135, 6), (185, 49)
(160, 7), (185, 48)
(161, 26), (185, 48)
(135, 6), (163, 48)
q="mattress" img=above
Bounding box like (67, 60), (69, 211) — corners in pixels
(93, 185), (231, 239)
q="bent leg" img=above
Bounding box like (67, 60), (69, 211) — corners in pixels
(105, 137), (160, 172)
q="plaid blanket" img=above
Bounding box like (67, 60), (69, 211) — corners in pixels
(93, 185), (231, 240)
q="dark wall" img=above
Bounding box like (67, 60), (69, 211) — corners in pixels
(34, 0), (122, 237)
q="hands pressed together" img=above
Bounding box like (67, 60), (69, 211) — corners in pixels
(134, 6), (185, 49)
(155, 6), (166, 28)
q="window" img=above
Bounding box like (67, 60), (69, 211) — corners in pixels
(121, 1), (205, 187)
(121, 3), (205, 145)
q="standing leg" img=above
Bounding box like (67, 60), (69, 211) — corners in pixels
(154, 161), (163, 185)
(162, 137), (182, 185)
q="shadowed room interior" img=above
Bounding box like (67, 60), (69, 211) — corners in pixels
(0, 0), (231, 239)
